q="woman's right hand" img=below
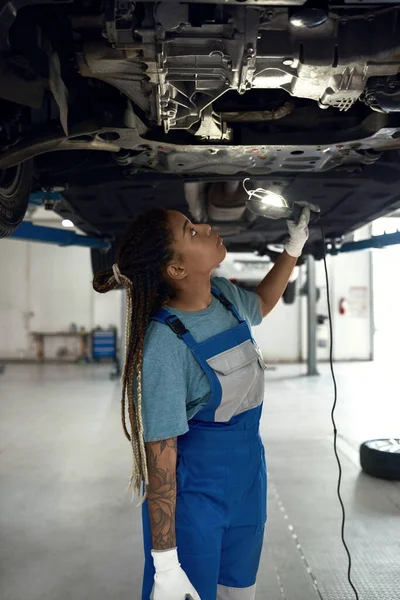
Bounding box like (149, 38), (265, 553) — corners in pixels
(151, 548), (200, 600)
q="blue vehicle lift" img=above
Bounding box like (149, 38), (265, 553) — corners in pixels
(28, 192), (62, 206)
(9, 193), (110, 250)
(11, 221), (399, 254)
(7, 193), (400, 254)
(10, 222), (110, 249)
(328, 231), (400, 255)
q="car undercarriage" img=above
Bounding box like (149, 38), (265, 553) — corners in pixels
(1, 0), (400, 257)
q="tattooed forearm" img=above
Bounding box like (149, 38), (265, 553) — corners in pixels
(145, 437), (177, 551)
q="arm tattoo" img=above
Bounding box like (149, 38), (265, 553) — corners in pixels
(146, 438), (177, 551)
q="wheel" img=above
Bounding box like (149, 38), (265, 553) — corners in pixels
(360, 438), (400, 480)
(91, 243), (116, 277)
(0, 160), (33, 238)
(282, 279), (296, 304)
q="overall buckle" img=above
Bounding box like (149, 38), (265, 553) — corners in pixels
(165, 315), (188, 339)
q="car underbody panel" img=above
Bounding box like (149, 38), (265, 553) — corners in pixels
(1, 0), (400, 254)
(1, 1), (400, 169)
(94, 1), (400, 141)
(41, 148), (400, 259)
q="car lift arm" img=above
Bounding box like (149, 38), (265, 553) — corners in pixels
(328, 231), (400, 255)
(10, 222), (110, 249)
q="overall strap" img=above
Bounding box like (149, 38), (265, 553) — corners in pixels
(211, 286), (244, 323)
(151, 288), (244, 348)
(151, 309), (197, 350)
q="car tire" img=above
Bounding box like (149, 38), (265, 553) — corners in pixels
(283, 280), (296, 304)
(91, 244), (117, 277)
(0, 161), (33, 238)
(360, 438), (400, 480)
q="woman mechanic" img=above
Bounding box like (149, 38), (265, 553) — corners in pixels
(93, 205), (310, 600)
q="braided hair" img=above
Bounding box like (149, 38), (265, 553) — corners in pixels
(92, 207), (176, 498)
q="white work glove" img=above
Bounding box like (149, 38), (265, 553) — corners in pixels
(151, 548), (201, 600)
(284, 206), (310, 258)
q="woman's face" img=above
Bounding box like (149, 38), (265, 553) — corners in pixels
(166, 210), (226, 281)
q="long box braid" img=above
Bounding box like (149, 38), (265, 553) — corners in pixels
(93, 208), (176, 499)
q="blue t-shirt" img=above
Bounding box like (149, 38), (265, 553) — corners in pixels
(140, 277), (263, 442)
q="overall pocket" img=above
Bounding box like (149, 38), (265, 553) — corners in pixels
(207, 340), (265, 422)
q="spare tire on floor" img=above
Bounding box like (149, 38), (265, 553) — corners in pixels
(360, 438), (400, 480)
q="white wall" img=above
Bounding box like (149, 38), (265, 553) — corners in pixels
(372, 216), (400, 363)
(0, 239), (121, 360)
(301, 251), (373, 362)
(0, 232), (373, 362)
(0, 241), (30, 359)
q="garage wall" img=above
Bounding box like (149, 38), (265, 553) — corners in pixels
(300, 251), (373, 363)
(0, 239), (121, 359)
(0, 235), (373, 362)
(331, 251), (372, 361)
(0, 240), (30, 359)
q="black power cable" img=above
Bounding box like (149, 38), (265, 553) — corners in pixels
(320, 223), (360, 600)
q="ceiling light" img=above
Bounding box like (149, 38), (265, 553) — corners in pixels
(62, 219), (74, 228)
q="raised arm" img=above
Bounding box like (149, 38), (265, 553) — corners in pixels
(256, 207), (310, 318)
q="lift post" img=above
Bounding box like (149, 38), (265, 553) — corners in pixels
(306, 254), (319, 377)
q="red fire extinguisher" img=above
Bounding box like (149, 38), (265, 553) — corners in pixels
(339, 297), (347, 315)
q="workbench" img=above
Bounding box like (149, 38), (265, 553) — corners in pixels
(31, 331), (89, 362)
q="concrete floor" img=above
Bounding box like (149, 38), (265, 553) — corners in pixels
(0, 362), (399, 600)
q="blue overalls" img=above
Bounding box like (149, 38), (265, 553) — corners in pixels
(142, 287), (267, 600)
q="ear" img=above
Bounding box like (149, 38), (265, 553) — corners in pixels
(166, 262), (187, 281)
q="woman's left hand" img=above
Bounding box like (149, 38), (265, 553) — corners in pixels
(284, 207), (310, 258)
